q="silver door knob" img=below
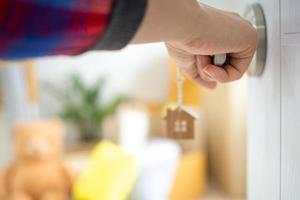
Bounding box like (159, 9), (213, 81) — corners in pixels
(244, 3), (267, 76)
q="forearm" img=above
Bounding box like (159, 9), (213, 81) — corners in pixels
(132, 0), (203, 43)
(0, 0), (147, 60)
(0, 0), (114, 60)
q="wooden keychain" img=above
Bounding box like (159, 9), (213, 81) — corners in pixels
(164, 54), (227, 139)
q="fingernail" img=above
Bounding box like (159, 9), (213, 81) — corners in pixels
(203, 69), (214, 79)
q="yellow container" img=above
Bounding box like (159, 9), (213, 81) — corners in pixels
(73, 141), (137, 200)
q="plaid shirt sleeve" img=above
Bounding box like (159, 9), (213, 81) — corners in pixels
(0, 0), (147, 60)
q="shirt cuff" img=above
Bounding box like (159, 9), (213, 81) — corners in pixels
(91, 0), (147, 50)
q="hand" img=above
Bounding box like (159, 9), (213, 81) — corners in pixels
(166, 4), (258, 89)
(133, 0), (258, 89)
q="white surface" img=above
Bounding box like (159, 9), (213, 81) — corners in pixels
(201, 0), (246, 12)
(0, 111), (9, 167)
(1, 64), (39, 166)
(281, 0), (300, 33)
(118, 107), (149, 158)
(247, 0), (281, 200)
(131, 139), (181, 200)
(2, 65), (38, 122)
(36, 44), (170, 117)
(281, 40), (300, 198)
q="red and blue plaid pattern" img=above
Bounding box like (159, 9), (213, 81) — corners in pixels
(0, 0), (113, 60)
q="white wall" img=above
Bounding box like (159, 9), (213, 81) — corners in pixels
(0, 110), (8, 167)
(36, 43), (170, 117)
(201, 0), (246, 12)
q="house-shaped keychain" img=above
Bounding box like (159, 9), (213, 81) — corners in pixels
(164, 54), (225, 139)
(164, 107), (196, 139)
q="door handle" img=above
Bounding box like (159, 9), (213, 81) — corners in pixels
(244, 3), (267, 77)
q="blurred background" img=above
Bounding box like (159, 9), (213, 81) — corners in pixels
(0, 0), (248, 200)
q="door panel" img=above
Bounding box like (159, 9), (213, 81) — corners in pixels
(281, 0), (300, 33)
(281, 43), (300, 199)
(282, 34), (300, 46)
(247, 0), (281, 199)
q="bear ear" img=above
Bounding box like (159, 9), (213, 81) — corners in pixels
(47, 118), (64, 136)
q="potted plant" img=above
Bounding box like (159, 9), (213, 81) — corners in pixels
(48, 74), (126, 142)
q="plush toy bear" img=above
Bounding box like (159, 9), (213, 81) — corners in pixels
(0, 170), (5, 199)
(1, 119), (72, 200)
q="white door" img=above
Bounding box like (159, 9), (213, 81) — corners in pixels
(281, 0), (300, 199)
(248, 0), (300, 199)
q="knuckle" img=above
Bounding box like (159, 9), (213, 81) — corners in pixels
(219, 78), (229, 83)
(184, 38), (215, 52)
(219, 73), (243, 83)
(236, 74), (243, 81)
(185, 67), (197, 79)
(231, 12), (241, 17)
(233, 73), (243, 81)
(217, 74), (229, 83)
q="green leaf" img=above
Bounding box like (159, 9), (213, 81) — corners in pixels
(45, 73), (128, 141)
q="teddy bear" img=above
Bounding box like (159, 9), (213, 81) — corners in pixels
(1, 119), (73, 200)
(0, 170), (5, 199)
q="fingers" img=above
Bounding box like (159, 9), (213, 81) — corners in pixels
(166, 43), (253, 86)
(185, 59), (217, 89)
(195, 54), (243, 83)
(166, 44), (217, 89)
(196, 55), (214, 82)
(201, 51), (253, 82)
(168, 47), (250, 84)
(202, 64), (242, 82)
